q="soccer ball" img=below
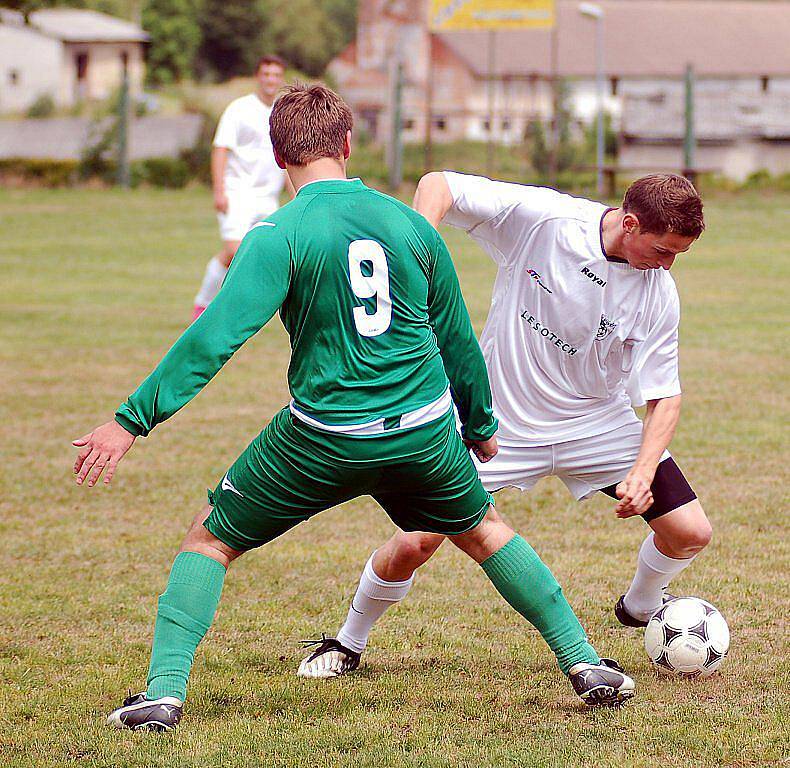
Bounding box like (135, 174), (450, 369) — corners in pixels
(644, 597), (730, 677)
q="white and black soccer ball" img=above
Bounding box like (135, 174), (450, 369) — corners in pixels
(644, 597), (730, 678)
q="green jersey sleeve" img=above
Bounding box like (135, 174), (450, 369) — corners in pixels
(115, 225), (291, 437)
(427, 230), (498, 442)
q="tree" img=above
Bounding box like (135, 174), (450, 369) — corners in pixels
(197, 0), (268, 80)
(142, 0), (201, 84)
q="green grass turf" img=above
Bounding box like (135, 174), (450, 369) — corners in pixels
(1, 186), (788, 767)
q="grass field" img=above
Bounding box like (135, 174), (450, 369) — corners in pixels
(1, 186), (788, 767)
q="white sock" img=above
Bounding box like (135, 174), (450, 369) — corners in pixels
(336, 551), (414, 654)
(194, 256), (228, 308)
(623, 532), (695, 621)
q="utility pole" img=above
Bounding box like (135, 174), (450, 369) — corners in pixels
(683, 64), (696, 182)
(116, 65), (130, 188)
(485, 29), (496, 177)
(390, 59), (404, 191)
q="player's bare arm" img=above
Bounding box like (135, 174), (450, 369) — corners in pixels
(72, 420), (136, 487)
(413, 172), (454, 228)
(211, 146), (229, 213)
(615, 395), (682, 518)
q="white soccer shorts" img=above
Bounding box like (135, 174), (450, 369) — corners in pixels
(217, 192), (279, 242)
(475, 420), (671, 501)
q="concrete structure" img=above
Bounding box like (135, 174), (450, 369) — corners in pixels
(330, 0), (790, 177)
(0, 8), (148, 114)
(0, 114), (204, 161)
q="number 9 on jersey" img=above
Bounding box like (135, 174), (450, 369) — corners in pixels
(348, 240), (392, 337)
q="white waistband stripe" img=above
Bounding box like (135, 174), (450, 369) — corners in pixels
(289, 388), (453, 436)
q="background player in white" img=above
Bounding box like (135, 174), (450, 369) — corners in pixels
(192, 55), (293, 319)
(299, 172), (714, 678)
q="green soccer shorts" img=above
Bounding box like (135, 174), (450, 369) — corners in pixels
(203, 407), (492, 551)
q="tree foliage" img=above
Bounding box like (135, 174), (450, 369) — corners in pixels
(197, 0), (269, 80)
(11, 0), (359, 82)
(142, 0), (201, 84)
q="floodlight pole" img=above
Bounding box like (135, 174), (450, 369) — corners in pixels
(579, 2), (605, 196)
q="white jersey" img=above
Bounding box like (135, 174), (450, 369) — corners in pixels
(443, 172), (681, 446)
(213, 94), (285, 197)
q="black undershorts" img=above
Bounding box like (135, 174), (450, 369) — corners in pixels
(599, 457), (697, 522)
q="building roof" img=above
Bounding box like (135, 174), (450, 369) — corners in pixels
(0, 7), (149, 43)
(437, 0), (790, 79)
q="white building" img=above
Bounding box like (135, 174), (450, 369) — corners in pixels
(0, 8), (148, 114)
(330, 0), (790, 178)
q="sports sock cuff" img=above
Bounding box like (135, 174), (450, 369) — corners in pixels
(480, 535), (539, 584)
(361, 552), (414, 601)
(642, 532), (695, 570)
(208, 256), (229, 277)
(167, 551), (226, 597)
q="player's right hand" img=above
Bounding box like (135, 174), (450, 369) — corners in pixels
(72, 420), (136, 487)
(465, 435), (498, 463)
(214, 190), (229, 213)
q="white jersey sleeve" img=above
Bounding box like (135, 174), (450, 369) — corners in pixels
(628, 282), (682, 406)
(213, 102), (238, 151)
(442, 172), (571, 266)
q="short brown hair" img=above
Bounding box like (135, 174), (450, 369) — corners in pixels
(622, 174), (705, 238)
(256, 54), (286, 71)
(269, 83), (354, 166)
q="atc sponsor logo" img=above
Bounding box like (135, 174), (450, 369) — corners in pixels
(581, 266), (607, 287)
(596, 314), (618, 341)
(520, 309), (577, 356)
(526, 269), (553, 293)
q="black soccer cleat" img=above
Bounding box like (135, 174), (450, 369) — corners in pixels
(615, 593), (677, 628)
(297, 635), (362, 679)
(106, 691), (183, 732)
(568, 658), (636, 706)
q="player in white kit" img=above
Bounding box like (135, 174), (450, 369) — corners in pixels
(298, 171), (714, 679)
(192, 55), (291, 319)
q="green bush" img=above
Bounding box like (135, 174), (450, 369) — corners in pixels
(131, 157), (191, 188)
(27, 94), (55, 118)
(0, 158), (79, 186)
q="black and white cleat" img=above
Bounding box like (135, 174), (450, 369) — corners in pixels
(106, 691), (183, 732)
(568, 658), (636, 706)
(614, 593), (677, 628)
(297, 635), (361, 679)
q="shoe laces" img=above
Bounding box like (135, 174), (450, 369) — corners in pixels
(299, 632), (331, 649)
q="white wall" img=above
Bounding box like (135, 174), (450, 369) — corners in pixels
(0, 25), (64, 113)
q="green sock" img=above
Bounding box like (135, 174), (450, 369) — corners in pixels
(480, 535), (600, 675)
(146, 551), (226, 701)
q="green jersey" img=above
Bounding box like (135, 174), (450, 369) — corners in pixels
(115, 178), (497, 441)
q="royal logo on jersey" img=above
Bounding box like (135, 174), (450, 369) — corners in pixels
(581, 266), (607, 287)
(596, 314), (618, 341)
(526, 269), (553, 294)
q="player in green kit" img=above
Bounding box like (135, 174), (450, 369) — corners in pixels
(72, 85), (634, 731)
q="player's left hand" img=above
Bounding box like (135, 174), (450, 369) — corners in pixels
(72, 420), (136, 487)
(465, 435), (498, 463)
(614, 468), (655, 518)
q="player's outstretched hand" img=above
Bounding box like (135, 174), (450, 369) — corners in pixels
(614, 468), (654, 518)
(72, 420), (136, 487)
(465, 435), (498, 464)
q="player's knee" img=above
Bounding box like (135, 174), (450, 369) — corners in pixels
(686, 517), (713, 552)
(671, 516), (712, 555)
(180, 504), (242, 567)
(392, 532), (443, 569)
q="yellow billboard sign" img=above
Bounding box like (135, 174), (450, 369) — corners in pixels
(430, 0), (555, 30)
